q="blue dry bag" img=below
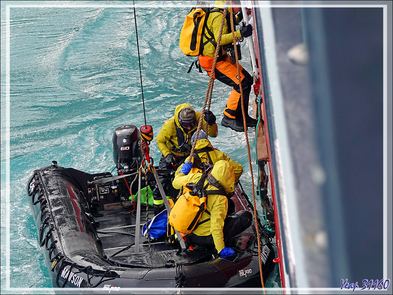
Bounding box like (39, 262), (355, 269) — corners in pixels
(142, 209), (168, 240)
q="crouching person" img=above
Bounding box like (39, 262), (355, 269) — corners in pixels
(172, 160), (252, 258)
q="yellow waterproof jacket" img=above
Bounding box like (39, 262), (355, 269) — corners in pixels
(201, 2), (242, 58)
(156, 103), (218, 157)
(172, 160), (235, 252)
(174, 139), (243, 183)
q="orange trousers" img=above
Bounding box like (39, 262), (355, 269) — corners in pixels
(198, 55), (253, 119)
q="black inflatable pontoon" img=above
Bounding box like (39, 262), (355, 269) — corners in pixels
(26, 125), (275, 289)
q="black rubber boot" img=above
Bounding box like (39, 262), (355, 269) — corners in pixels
(231, 88), (257, 129)
(240, 95), (258, 128)
(244, 115), (258, 127)
(221, 115), (244, 132)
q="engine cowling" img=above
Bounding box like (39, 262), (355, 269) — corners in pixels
(112, 125), (142, 173)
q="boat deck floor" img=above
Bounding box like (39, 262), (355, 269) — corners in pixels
(93, 181), (259, 269)
(94, 204), (217, 268)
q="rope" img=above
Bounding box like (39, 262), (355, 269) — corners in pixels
(144, 168), (152, 252)
(188, 7), (228, 163)
(229, 5), (266, 292)
(133, 0), (147, 126)
(133, 2), (153, 252)
(175, 264), (186, 287)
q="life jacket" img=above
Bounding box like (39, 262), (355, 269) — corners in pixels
(168, 121), (193, 154)
(168, 172), (226, 234)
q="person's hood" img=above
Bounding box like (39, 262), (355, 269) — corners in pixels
(214, 0), (224, 8)
(174, 103), (195, 130)
(214, 0), (235, 12)
(210, 160), (235, 194)
(215, 0), (227, 9)
(195, 138), (213, 150)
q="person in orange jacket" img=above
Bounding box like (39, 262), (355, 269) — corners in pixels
(198, 1), (257, 132)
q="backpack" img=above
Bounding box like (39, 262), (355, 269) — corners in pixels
(168, 172), (226, 234)
(179, 3), (216, 57)
(189, 148), (214, 174)
(142, 209), (168, 240)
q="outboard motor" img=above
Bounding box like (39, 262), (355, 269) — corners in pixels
(113, 125), (142, 173)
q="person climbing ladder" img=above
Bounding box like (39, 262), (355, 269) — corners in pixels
(197, 1), (257, 132)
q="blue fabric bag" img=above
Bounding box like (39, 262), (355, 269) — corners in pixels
(142, 209), (168, 240)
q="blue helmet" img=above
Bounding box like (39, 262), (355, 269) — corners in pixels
(191, 130), (207, 145)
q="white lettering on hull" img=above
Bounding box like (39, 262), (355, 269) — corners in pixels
(239, 268), (253, 277)
(60, 267), (84, 287)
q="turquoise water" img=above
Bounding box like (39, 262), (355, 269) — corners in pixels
(1, 1), (279, 292)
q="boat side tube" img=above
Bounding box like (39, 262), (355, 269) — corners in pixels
(26, 163), (275, 288)
(26, 164), (179, 288)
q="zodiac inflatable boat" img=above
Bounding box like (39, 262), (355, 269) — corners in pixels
(26, 125), (275, 289)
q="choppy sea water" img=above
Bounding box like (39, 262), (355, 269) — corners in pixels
(1, 1), (280, 292)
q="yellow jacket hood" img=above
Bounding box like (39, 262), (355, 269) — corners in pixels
(156, 104), (218, 157)
(195, 138), (212, 150)
(173, 139), (243, 182)
(210, 160), (235, 194)
(214, 0), (240, 11)
(214, 0), (226, 9)
(214, 0), (233, 11)
(173, 103), (193, 130)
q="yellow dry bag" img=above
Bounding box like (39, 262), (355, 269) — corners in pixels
(169, 188), (207, 234)
(179, 7), (212, 56)
(169, 172), (227, 234)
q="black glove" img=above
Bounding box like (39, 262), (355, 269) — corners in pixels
(239, 24), (252, 38)
(204, 110), (216, 125)
(164, 154), (175, 167)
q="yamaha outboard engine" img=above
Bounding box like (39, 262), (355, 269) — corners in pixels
(113, 125), (142, 173)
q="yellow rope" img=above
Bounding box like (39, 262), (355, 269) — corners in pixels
(229, 5), (266, 292)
